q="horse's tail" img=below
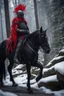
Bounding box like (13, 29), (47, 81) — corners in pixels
(0, 40), (7, 81)
(0, 61), (6, 80)
(0, 55), (6, 81)
(3, 62), (6, 79)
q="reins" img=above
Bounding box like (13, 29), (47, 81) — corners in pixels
(26, 42), (37, 55)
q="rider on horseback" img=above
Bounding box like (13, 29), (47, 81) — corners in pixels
(7, 4), (30, 63)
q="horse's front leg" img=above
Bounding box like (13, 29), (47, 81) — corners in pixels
(26, 64), (33, 93)
(36, 61), (43, 82)
(32, 61), (43, 82)
(8, 61), (17, 86)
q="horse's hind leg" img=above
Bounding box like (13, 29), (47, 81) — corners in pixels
(8, 61), (17, 86)
(0, 59), (5, 86)
(32, 62), (43, 82)
(0, 63), (4, 85)
(26, 64), (33, 93)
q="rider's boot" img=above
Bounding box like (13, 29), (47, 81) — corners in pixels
(14, 38), (23, 64)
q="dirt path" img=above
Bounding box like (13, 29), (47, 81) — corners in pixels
(0, 86), (54, 96)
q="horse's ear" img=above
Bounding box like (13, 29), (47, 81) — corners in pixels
(40, 26), (43, 33)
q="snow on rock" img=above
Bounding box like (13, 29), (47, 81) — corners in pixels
(43, 61), (64, 77)
(38, 48), (64, 91)
(45, 56), (64, 68)
(54, 61), (64, 75)
(38, 75), (58, 84)
(13, 64), (24, 70)
(59, 49), (64, 53)
(43, 65), (57, 78)
(45, 48), (64, 68)
(0, 90), (17, 96)
(43, 48), (64, 77)
(37, 75), (63, 91)
(12, 69), (23, 75)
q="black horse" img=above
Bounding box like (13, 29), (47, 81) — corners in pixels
(0, 27), (50, 92)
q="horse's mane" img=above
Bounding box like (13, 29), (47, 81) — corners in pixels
(28, 30), (39, 39)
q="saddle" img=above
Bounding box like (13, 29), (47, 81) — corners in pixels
(16, 37), (27, 63)
(17, 35), (28, 53)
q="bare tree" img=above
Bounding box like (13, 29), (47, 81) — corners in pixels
(33, 0), (39, 29)
(4, 0), (10, 37)
(0, 1), (3, 41)
(15, 0), (19, 7)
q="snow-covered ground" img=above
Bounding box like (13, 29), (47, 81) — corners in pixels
(2, 61), (64, 96)
(39, 87), (64, 96)
(1, 48), (64, 96)
(0, 90), (17, 96)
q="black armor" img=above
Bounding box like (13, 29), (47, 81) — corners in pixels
(17, 11), (24, 18)
(17, 21), (29, 36)
(14, 21), (29, 63)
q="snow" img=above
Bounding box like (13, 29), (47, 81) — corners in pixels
(37, 53), (64, 96)
(3, 76), (13, 86)
(44, 61), (64, 76)
(45, 56), (64, 67)
(2, 57), (64, 96)
(14, 74), (27, 85)
(2, 68), (64, 96)
(38, 75), (58, 84)
(0, 90), (17, 96)
(55, 61), (64, 75)
(43, 66), (54, 74)
(59, 49), (64, 53)
(12, 69), (23, 75)
(13, 64), (24, 70)
(39, 87), (64, 96)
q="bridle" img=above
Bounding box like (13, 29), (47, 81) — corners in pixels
(26, 30), (47, 55)
(28, 40), (38, 50)
(26, 32), (40, 55)
(26, 43), (37, 55)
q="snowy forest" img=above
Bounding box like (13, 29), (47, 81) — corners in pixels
(0, 0), (64, 96)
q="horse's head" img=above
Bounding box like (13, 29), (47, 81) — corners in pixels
(39, 27), (50, 54)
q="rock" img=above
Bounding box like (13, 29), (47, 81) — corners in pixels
(57, 71), (64, 88)
(45, 56), (64, 68)
(38, 48), (64, 91)
(43, 68), (56, 77)
(38, 80), (62, 91)
(58, 51), (64, 56)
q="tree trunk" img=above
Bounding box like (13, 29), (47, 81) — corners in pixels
(33, 0), (39, 29)
(15, 0), (18, 7)
(4, 0), (10, 37)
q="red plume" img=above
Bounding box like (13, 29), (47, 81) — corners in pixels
(14, 4), (26, 13)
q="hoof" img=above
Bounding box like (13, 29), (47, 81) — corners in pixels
(36, 77), (40, 82)
(36, 74), (42, 82)
(27, 88), (33, 94)
(36, 77), (41, 82)
(13, 83), (18, 87)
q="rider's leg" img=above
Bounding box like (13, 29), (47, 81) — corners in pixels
(14, 38), (22, 63)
